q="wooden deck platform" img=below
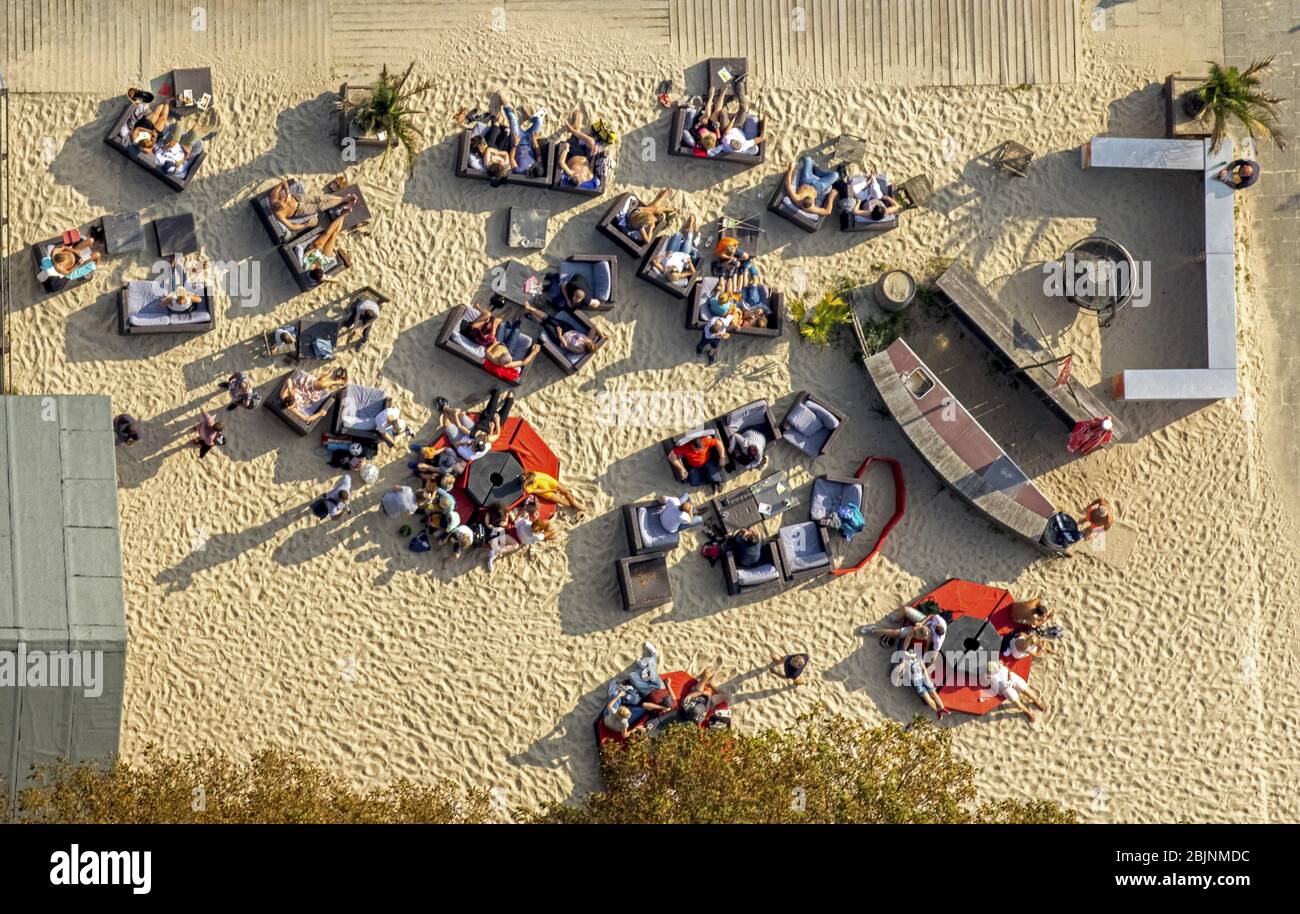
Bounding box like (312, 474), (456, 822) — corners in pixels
(935, 261), (1125, 441)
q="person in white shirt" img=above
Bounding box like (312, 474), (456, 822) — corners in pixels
(982, 659), (1048, 723)
(373, 406), (407, 448)
(697, 313), (732, 364)
(319, 474), (352, 520)
(650, 215), (702, 283)
(342, 297), (381, 349)
(657, 494), (703, 533)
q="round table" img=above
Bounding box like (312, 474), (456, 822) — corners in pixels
(464, 451), (525, 508)
(935, 615), (1001, 688)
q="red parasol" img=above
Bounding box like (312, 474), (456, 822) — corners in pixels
(1066, 416), (1113, 455)
(431, 416), (561, 524)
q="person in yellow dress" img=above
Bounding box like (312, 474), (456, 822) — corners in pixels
(521, 471), (585, 515)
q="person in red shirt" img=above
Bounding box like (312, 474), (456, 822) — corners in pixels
(668, 434), (726, 487)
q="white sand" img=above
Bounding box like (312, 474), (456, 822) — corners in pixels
(8, 21), (1300, 822)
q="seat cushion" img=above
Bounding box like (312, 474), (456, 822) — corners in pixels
(784, 402), (823, 437)
(734, 563), (779, 587)
(680, 108), (699, 146)
(810, 480), (864, 522)
(169, 308), (211, 325)
(779, 521), (829, 572)
(724, 400), (768, 436)
(340, 384), (387, 431)
(805, 400), (841, 430)
(636, 506), (679, 550)
(124, 280), (169, 326)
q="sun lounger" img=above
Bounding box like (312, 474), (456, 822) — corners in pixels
(621, 500), (683, 555)
(551, 140), (611, 197)
(537, 309), (606, 375)
(436, 304), (538, 387)
(453, 128), (555, 189)
(332, 383), (390, 440)
(779, 391), (848, 457)
(839, 173), (901, 233)
(263, 369), (338, 436)
(669, 105), (767, 167)
(250, 178), (326, 246)
(636, 236), (700, 300)
(102, 99), (207, 193)
(717, 399), (781, 471)
(808, 475), (864, 527)
(30, 223), (108, 296)
(775, 520), (834, 582)
(597, 192), (665, 259)
(722, 535), (786, 596)
(687, 276), (783, 338)
(767, 179), (828, 233)
(278, 228), (352, 293)
(555, 254), (617, 312)
(116, 279), (214, 336)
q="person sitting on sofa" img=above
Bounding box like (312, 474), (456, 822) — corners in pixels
(649, 214), (702, 283)
(786, 157), (841, 215)
(729, 526), (766, 567)
(668, 433), (727, 487)
(38, 237), (101, 284)
(728, 426), (768, 470)
(657, 493), (703, 534)
(846, 170), (900, 220)
(270, 178), (357, 234)
(152, 134), (205, 178)
(784, 158), (841, 216)
(500, 92), (547, 178)
(128, 101), (173, 151)
(521, 303), (596, 355)
(469, 131), (512, 184)
(555, 109), (602, 190)
(483, 318), (541, 383)
(623, 188), (676, 245)
(543, 273), (599, 312)
(300, 204), (352, 284)
(277, 367), (347, 423)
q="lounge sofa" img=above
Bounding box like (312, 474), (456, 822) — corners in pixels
(636, 236), (700, 300)
(551, 137), (611, 197)
(537, 309), (606, 375)
(780, 391), (848, 457)
(453, 128), (555, 189)
(717, 399), (781, 472)
(116, 279), (215, 336)
(436, 304), (540, 387)
(722, 536), (785, 596)
(767, 178), (829, 233)
(840, 173), (901, 234)
(278, 227), (353, 293)
(555, 254), (617, 311)
(263, 369), (338, 436)
(102, 100), (206, 192)
(809, 475), (864, 528)
(776, 521), (834, 582)
(597, 192), (664, 258)
(621, 500), (682, 555)
(31, 225), (107, 297)
(687, 276), (783, 338)
(668, 105), (767, 167)
(332, 384), (390, 440)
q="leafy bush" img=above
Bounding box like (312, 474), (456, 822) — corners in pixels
(531, 709), (1077, 825)
(7, 746), (493, 824)
(344, 63), (434, 169)
(1189, 58), (1287, 152)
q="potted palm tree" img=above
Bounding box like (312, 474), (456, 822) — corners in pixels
(336, 63), (434, 168)
(1178, 58), (1287, 151)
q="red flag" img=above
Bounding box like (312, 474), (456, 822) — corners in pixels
(1067, 416), (1113, 454)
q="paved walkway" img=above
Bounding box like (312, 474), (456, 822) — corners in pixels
(1219, 1), (1299, 494)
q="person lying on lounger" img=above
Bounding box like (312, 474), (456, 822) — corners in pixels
(555, 110), (602, 190)
(521, 471), (586, 515)
(159, 254), (205, 312)
(691, 78), (762, 156)
(1009, 594), (1053, 628)
(269, 179), (357, 234)
(624, 189), (676, 245)
(499, 92), (547, 178)
(785, 158), (841, 215)
(649, 214), (702, 283)
(845, 170), (900, 219)
(521, 304), (597, 356)
(668, 434), (726, 487)
(129, 101), (173, 150)
(39, 237), (101, 283)
(277, 367), (347, 423)
(300, 204), (353, 283)
(482, 318), (541, 383)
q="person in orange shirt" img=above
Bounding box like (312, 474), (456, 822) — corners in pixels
(667, 434), (726, 488)
(1078, 497), (1114, 541)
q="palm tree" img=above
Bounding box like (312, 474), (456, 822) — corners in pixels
(343, 63), (434, 169)
(1184, 58), (1288, 152)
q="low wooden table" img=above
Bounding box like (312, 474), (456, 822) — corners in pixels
(153, 212), (198, 256)
(496, 260), (545, 307)
(170, 67), (213, 113)
(710, 470), (801, 535)
(101, 212), (146, 256)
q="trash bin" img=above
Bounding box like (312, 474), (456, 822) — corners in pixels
(874, 270), (916, 313)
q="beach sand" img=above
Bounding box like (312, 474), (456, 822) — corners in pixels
(6, 17), (1300, 822)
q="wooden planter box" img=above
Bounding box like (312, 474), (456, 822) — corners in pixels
(336, 83), (391, 151)
(1165, 74), (1211, 139)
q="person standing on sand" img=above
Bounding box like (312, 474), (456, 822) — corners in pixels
(114, 413), (140, 446)
(190, 410), (225, 459)
(1078, 497), (1114, 541)
(769, 652), (809, 687)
